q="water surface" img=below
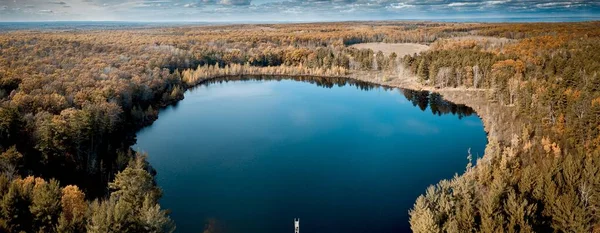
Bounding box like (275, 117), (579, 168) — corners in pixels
(135, 76), (487, 233)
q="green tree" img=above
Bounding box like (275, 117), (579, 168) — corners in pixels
(30, 179), (62, 232)
(109, 155), (161, 208)
(87, 154), (174, 233)
(417, 57), (430, 82)
(375, 51), (386, 70)
(1, 179), (33, 232)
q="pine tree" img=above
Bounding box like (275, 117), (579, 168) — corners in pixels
(417, 57), (430, 82)
(109, 155), (160, 208)
(140, 194), (175, 233)
(2, 180), (33, 232)
(30, 179), (62, 232)
(410, 196), (440, 233)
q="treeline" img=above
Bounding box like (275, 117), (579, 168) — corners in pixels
(411, 142), (600, 232)
(175, 45), (395, 74)
(402, 49), (497, 88)
(201, 76), (377, 90)
(177, 22), (479, 48)
(407, 22), (600, 232)
(180, 63), (348, 86)
(199, 76), (477, 119)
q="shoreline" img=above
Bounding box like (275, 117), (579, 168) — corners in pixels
(162, 70), (509, 158)
(158, 64), (511, 156)
(347, 70), (516, 161)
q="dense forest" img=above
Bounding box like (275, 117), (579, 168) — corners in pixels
(404, 23), (600, 232)
(0, 21), (599, 232)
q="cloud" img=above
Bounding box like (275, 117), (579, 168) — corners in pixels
(0, 0), (599, 21)
(403, 119), (439, 135)
(485, 0), (509, 5)
(196, 0), (252, 5)
(388, 3), (414, 9)
(463, 119), (483, 127)
(448, 2), (481, 7)
(289, 109), (312, 126)
(535, 2), (577, 8)
(219, 0), (251, 5)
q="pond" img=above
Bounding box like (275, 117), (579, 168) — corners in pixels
(134, 76), (487, 233)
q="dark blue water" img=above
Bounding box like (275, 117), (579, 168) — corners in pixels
(134, 76), (487, 233)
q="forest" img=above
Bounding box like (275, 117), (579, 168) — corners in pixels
(0, 21), (599, 232)
(404, 23), (600, 232)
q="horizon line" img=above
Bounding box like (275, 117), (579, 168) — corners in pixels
(1, 16), (600, 24)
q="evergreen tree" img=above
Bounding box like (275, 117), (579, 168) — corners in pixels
(417, 57), (429, 82)
(30, 179), (62, 232)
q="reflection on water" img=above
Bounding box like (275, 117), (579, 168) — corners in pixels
(402, 91), (476, 118)
(135, 76), (487, 233)
(199, 75), (476, 119)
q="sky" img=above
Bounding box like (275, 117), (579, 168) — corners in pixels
(0, 0), (599, 22)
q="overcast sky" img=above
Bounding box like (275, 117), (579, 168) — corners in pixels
(0, 0), (599, 22)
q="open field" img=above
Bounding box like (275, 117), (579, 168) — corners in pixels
(351, 43), (430, 57)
